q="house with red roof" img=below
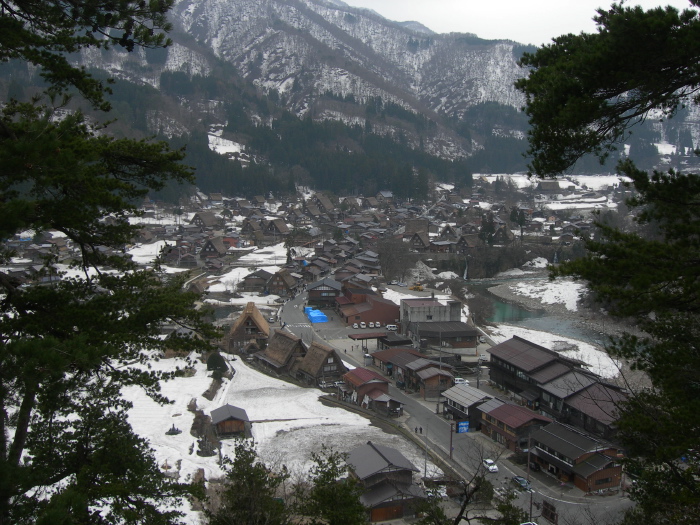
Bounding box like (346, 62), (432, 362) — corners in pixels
(342, 367), (402, 416)
(480, 401), (552, 452)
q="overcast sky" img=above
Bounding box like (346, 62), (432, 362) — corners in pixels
(342, 0), (694, 46)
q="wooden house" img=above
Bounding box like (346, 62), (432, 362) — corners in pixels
(442, 384), (493, 431)
(292, 341), (347, 386)
(254, 330), (305, 375)
(200, 236), (228, 259)
(190, 211), (221, 229)
(530, 422), (623, 492)
(267, 268), (300, 297)
(347, 441), (424, 522)
(409, 231), (431, 252)
(480, 401), (552, 452)
(343, 367), (390, 408)
(227, 302), (270, 352)
(307, 278), (342, 306)
(211, 404), (249, 437)
(239, 269), (273, 293)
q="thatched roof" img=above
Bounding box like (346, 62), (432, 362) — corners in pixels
(259, 330), (303, 368)
(229, 302), (270, 338)
(294, 341), (345, 378)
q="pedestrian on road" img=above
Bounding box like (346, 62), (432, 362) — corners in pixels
(415, 427), (418, 433)
(419, 427), (423, 434)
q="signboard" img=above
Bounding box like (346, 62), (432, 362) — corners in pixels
(457, 421), (469, 434)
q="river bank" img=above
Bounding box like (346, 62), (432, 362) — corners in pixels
(478, 272), (649, 388)
(482, 271), (636, 341)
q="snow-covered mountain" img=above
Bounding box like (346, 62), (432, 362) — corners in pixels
(70, 0), (532, 159)
(168, 0), (526, 119)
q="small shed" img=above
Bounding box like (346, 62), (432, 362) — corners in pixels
(211, 404), (250, 437)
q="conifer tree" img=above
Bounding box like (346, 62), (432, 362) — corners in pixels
(0, 2), (215, 523)
(517, 2), (700, 522)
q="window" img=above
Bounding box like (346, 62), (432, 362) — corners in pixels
(595, 477), (612, 485)
(426, 315), (433, 320)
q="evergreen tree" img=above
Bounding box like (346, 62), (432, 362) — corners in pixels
(0, 2), (215, 523)
(516, 2), (700, 522)
(293, 447), (366, 525)
(208, 441), (289, 525)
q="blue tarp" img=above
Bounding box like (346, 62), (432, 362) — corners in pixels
(306, 309), (328, 323)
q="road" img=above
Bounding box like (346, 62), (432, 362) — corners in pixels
(278, 289), (634, 524)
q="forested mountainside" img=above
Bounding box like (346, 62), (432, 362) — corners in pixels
(0, 0), (697, 201)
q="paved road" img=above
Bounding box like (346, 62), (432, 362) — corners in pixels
(278, 292), (634, 524)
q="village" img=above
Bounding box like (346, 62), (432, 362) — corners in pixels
(3, 174), (633, 523)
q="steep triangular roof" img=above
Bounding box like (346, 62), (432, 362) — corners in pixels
(229, 302), (270, 337)
(294, 341), (345, 378)
(259, 330), (303, 368)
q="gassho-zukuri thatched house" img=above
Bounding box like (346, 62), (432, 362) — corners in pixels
(291, 340), (347, 386)
(253, 329), (306, 375)
(226, 302), (270, 352)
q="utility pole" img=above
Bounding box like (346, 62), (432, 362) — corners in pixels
(423, 426), (429, 478)
(449, 422), (454, 460)
(527, 435), (533, 522)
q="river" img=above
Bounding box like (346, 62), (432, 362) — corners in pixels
(468, 276), (610, 348)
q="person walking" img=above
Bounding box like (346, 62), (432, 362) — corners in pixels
(419, 427), (423, 434)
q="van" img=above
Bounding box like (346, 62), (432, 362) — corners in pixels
(454, 377), (469, 385)
(386, 324), (398, 331)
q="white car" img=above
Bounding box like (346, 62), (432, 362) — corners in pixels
(360, 321), (366, 328)
(368, 322), (375, 328)
(483, 459), (498, 473)
(352, 323), (359, 329)
(454, 377), (469, 385)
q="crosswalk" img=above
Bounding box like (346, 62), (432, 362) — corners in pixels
(285, 322), (311, 329)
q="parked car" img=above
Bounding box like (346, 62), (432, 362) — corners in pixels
(360, 321), (367, 328)
(478, 336), (486, 343)
(352, 323), (359, 329)
(368, 322), (375, 328)
(454, 377), (469, 385)
(389, 280), (398, 285)
(512, 476), (532, 491)
(529, 461), (541, 472)
(483, 459), (498, 473)
(374, 321), (381, 327)
(386, 324), (398, 331)
(397, 282), (407, 287)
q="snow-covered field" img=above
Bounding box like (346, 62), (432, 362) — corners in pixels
(123, 355), (440, 523)
(510, 278), (584, 312)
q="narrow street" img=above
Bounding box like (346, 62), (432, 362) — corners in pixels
(279, 290), (634, 524)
